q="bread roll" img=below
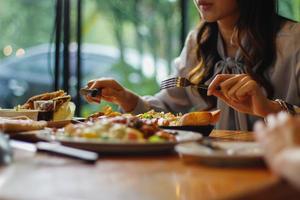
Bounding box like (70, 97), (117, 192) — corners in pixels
(178, 110), (221, 126)
(210, 110), (221, 124)
(0, 119), (47, 133)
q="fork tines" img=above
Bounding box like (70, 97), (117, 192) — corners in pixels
(160, 77), (210, 90)
(160, 77), (182, 90)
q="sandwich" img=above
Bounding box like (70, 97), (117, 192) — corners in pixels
(20, 90), (75, 121)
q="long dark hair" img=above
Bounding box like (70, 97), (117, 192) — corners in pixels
(191, 0), (283, 99)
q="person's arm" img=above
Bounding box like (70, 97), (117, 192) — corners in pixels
(277, 24), (300, 115)
(85, 30), (206, 114)
(129, 65), (192, 115)
(129, 30), (203, 114)
(254, 112), (300, 189)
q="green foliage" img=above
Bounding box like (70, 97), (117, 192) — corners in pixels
(84, 0), (181, 75)
(278, 0), (300, 21)
(0, 0), (55, 57)
(0, 0), (299, 115)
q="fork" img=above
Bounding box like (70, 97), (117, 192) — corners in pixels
(160, 77), (210, 90)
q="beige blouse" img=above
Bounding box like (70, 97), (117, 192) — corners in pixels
(130, 21), (300, 131)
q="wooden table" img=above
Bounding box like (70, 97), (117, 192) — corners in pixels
(0, 130), (295, 200)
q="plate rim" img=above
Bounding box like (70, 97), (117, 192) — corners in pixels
(175, 141), (263, 159)
(36, 129), (202, 146)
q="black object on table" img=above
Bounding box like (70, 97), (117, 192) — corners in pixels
(160, 125), (214, 137)
(0, 133), (13, 165)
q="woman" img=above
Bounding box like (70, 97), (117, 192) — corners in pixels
(255, 112), (300, 189)
(84, 0), (300, 131)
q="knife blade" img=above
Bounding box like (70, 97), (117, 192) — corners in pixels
(10, 140), (98, 164)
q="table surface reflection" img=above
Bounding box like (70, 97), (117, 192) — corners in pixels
(0, 130), (280, 200)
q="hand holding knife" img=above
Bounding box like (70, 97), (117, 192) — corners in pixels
(79, 88), (102, 98)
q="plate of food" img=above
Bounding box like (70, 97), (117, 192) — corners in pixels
(137, 110), (220, 136)
(87, 107), (219, 137)
(0, 90), (75, 122)
(175, 141), (264, 166)
(37, 116), (202, 154)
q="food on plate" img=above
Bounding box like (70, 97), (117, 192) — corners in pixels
(62, 116), (176, 142)
(210, 110), (221, 124)
(19, 90), (75, 121)
(52, 101), (75, 121)
(136, 110), (181, 126)
(0, 117), (47, 133)
(137, 109), (220, 126)
(178, 110), (221, 126)
(88, 108), (180, 126)
(87, 106), (220, 126)
(87, 106), (122, 120)
(21, 90), (70, 111)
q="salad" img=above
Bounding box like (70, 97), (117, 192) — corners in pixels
(60, 116), (176, 142)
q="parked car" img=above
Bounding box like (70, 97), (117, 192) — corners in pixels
(0, 43), (166, 111)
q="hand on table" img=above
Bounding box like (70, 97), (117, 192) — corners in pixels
(207, 74), (282, 117)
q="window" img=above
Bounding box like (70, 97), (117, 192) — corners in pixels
(80, 0), (183, 115)
(0, 0), (55, 107)
(0, 0), (299, 116)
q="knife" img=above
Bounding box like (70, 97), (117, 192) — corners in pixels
(10, 140), (98, 164)
(79, 88), (101, 97)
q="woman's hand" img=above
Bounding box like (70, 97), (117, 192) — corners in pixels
(207, 74), (282, 117)
(83, 78), (139, 112)
(254, 113), (300, 188)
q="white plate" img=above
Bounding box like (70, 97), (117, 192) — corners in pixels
(175, 141), (264, 166)
(37, 130), (202, 154)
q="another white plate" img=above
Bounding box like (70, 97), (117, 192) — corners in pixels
(37, 130), (202, 154)
(175, 141), (264, 166)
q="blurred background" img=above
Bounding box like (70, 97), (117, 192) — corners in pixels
(0, 0), (299, 117)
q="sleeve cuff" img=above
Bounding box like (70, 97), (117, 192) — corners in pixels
(119, 97), (151, 115)
(130, 97), (151, 115)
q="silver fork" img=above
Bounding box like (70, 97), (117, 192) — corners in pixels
(160, 77), (209, 90)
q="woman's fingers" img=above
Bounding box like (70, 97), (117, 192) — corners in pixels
(88, 78), (123, 91)
(207, 74), (235, 96)
(87, 79), (97, 87)
(207, 74), (250, 98)
(207, 74), (254, 102)
(235, 80), (258, 99)
(85, 94), (101, 104)
(83, 78), (125, 104)
(84, 78), (138, 112)
(101, 88), (124, 103)
(208, 74), (272, 116)
(227, 76), (251, 101)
